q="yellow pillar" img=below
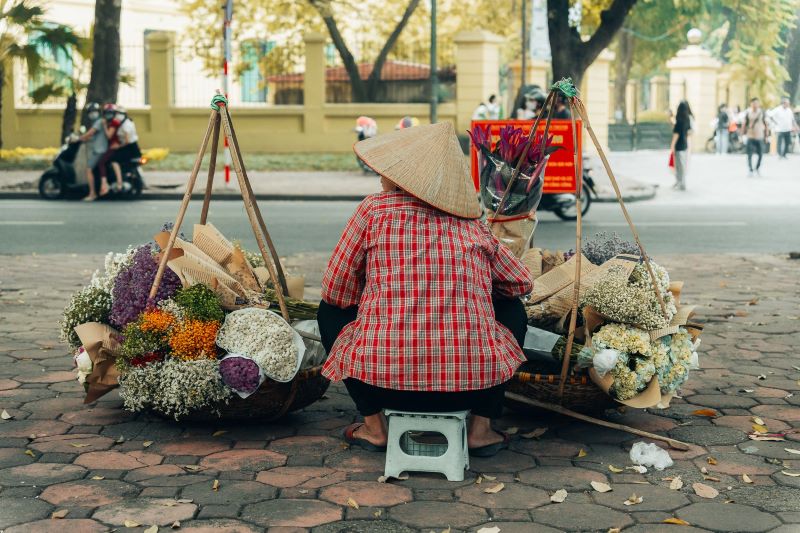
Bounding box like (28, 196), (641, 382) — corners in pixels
(649, 75), (668, 113)
(625, 79), (638, 123)
(145, 32), (174, 143)
(509, 58), (550, 89)
(581, 48), (614, 154)
(1, 61), (19, 147)
(666, 30), (721, 152)
(454, 30), (503, 132)
(303, 33), (325, 134)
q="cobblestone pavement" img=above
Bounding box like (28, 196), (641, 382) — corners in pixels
(1, 253), (799, 532)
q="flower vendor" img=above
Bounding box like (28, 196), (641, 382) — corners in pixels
(317, 122), (532, 458)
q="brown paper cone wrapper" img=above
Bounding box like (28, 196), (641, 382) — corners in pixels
(487, 212), (536, 258)
(521, 248), (543, 280)
(74, 322), (122, 404)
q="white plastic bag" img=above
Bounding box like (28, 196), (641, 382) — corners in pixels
(293, 320), (326, 368)
(629, 441), (674, 471)
(593, 348), (620, 377)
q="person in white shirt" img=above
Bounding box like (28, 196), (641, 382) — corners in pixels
(486, 94), (501, 120)
(768, 98), (798, 158)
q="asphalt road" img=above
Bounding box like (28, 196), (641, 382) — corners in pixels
(0, 199), (797, 256)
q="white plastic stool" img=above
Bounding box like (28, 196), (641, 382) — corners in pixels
(383, 410), (469, 482)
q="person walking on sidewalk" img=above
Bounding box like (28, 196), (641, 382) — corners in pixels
(768, 97), (798, 158)
(743, 97), (769, 176)
(670, 100), (693, 191)
(715, 103), (730, 154)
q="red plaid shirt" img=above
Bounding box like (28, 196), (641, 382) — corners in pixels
(321, 190), (532, 391)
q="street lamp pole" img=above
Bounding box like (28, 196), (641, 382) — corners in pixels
(430, 0), (438, 124)
(521, 0), (527, 87)
(222, 0), (233, 185)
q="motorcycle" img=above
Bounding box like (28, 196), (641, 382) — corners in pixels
(537, 156), (596, 221)
(38, 138), (146, 200)
(704, 128), (745, 153)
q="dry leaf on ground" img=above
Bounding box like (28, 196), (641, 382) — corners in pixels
(742, 474), (754, 484)
(476, 527), (500, 533)
(183, 465), (202, 471)
(176, 498), (193, 504)
(591, 481), (613, 493)
(24, 450), (34, 457)
(1, 409), (13, 420)
(624, 493), (643, 506)
(441, 527), (451, 533)
(669, 477), (684, 490)
(693, 482), (719, 499)
(551, 489), (568, 503)
(144, 526), (158, 533)
(608, 465), (624, 473)
(707, 457), (718, 465)
(212, 479), (220, 491)
(347, 497), (359, 509)
(171, 521), (181, 529)
(576, 449), (588, 458)
(752, 416), (766, 425)
(748, 433), (784, 441)
(143, 441), (153, 448)
(51, 509), (69, 519)
(505, 427), (519, 435)
(692, 409), (718, 417)
(703, 475), (721, 482)
(484, 482), (505, 494)
(373, 510), (382, 518)
(521, 427), (548, 439)
(91, 476), (105, 480)
(211, 430), (227, 437)
(752, 424), (769, 433)
(626, 465), (647, 474)
(482, 474), (497, 481)
(663, 518), (691, 525)
(70, 443), (90, 448)
(162, 501), (178, 507)
(124, 520), (141, 528)
(784, 448), (800, 455)
(781, 471), (800, 477)
(608, 529), (621, 533)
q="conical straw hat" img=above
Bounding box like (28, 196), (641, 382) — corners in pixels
(354, 122), (482, 219)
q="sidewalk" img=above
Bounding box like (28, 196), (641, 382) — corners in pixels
(1, 252), (799, 532)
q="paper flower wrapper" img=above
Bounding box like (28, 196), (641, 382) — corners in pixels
(74, 322), (122, 404)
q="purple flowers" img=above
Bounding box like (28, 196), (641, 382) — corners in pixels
(219, 355), (262, 394)
(110, 245), (182, 329)
(468, 124), (556, 178)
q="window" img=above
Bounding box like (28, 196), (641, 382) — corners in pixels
(240, 40), (273, 103)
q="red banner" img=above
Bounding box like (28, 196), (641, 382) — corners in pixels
(470, 119), (582, 194)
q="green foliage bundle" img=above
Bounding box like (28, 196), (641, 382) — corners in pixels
(174, 284), (225, 322)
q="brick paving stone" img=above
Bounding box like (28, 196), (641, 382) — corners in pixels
(531, 503), (634, 531)
(324, 450), (385, 473)
(72, 450), (162, 470)
(692, 452), (781, 476)
(0, 419), (71, 438)
(123, 463), (187, 481)
(39, 479), (138, 507)
(473, 522), (561, 533)
(737, 441), (800, 460)
(713, 415), (791, 433)
(14, 370), (75, 384)
(92, 498), (198, 526)
(457, 482), (549, 509)
(196, 503), (242, 519)
(181, 479), (276, 505)
(623, 526), (711, 533)
(137, 473), (215, 487)
(469, 449), (535, 473)
(319, 480), (412, 507)
(269, 436), (344, 457)
(510, 437), (585, 458)
(156, 438), (232, 456)
(175, 519), (263, 532)
(140, 486), (180, 497)
(517, 465), (608, 491)
(0, 497), (53, 528)
(669, 425), (748, 446)
(256, 466), (340, 488)
(590, 483), (690, 511)
(29, 434), (116, 453)
(241, 499), (342, 527)
(0, 378), (20, 390)
(3, 518), (108, 533)
(0, 462), (85, 485)
(59, 406), (134, 426)
(199, 449), (287, 471)
(389, 501), (488, 529)
(0, 446), (35, 468)
(676, 503), (782, 532)
(312, 519), (415, 533)
(751, 405), (800, 423)
(725, 485), (800, 512)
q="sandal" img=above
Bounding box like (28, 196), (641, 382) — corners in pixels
(83, 194), (97, 202)
(469, 432), (510, 458)
(343, 423), (387, 452)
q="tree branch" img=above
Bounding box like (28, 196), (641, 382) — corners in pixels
(581, 0), (638, 69)
(365, 0), (421, 99)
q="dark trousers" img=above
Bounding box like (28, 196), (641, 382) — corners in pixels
(317, 297), (527, 419)
(777, 131), (792, 157)
(746, 138), (763, 171)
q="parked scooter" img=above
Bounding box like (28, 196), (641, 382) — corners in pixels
(354, 116), (378, 175)
(704, 129), (745, 153)
(38, 138), (146, 200)
(537, 156), (596, 221)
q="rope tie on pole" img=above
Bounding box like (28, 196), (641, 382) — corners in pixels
(210, 94), (228, 111)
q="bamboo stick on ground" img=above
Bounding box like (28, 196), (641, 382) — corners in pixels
(505, 391), (690, 451)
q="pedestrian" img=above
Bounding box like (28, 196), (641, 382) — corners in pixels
(77, 102), (108, 202)
(743, 97), (769, 176)
(486, 94), (501, 120)
(109, 106), (141, 191)
(472, 101), (489, 120)
(768, 97), (798, 159)
(670, 100), (693, 191)
(553, 96), (571, 119)
(715, 103), (730, 154)
(319, 122), (530, 457)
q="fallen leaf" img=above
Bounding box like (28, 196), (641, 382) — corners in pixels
(608, 465), (624, 473)
(551, 489), (568, 503)
(124, 520), (141, 528)
(25, 449), (34, 457)
(91, 476), (105, 480)
(663, 518), (691, 525)
(707, 457), (718, 465)
(1, 409), (13, 420)
(747, 297), (759, 305)
(441, 527), (451, 533)
(700, 466), (708, 474)
(752, 416), (766, 425)
(781, 471), (800, 477)
(693, 482), (719, 499)
(591, 481), (613, 493)
(70, 443), (91, 448)
(211, 430), (227, 437)
(752, 424), (769, 433)
(373, 510), (382, 518)
(703, 475), (721, 482)
(51, 509), (69, 519)
(144, 526), (158, 533)
(742, 474), (753, 484)
(143, 441), (153, 448)
(298, 489), (309, 494)
(484, 482), (505, 494)
(115, 436), (125, 444)
(476, 527), (500, 533)
(784, 448), (800, 455)
(757, 374), (767, 380)
(624, 493), (643, 506)
(474, 475), (482, 485)
(741, 389), (755, 393)
(734, 310), (748, 317)
(171, 521), (181, 529)
(626, 465), (647, 474)
(521, 427), (548, 439)
(692, 409), (718, 417)
(176, 498), (193, 504)
(481, 474), (497, 481)
(212, 479), (220, 491)
(608, 529), (621, 533)
(669, 476), (684, 490)
(162, 501), (178, 507)
(347, 497), (359, 509)
(748, 433), (785, 442)
(576, 448), (588, 458)
(183, 465), (202, 471)
(504, 426), (519, 435)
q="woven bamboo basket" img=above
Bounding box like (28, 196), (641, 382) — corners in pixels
(507, 368), (617, 413)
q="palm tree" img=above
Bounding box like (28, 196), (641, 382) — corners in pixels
(0, 0), (82, 148)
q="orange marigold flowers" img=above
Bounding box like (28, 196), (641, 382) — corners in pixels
(169, 319), (220, 361)
(139, 308), (176, 335)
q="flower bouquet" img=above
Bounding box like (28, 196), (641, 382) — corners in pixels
(470, 124), (559, 256)
(60, 222), (327, 420)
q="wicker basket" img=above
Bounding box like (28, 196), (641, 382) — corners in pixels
(506, 363), (617, 413)
(159, 365), (330, 422)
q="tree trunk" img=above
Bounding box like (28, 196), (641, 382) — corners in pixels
(719, 6), (737, 61)
(61, 92), (78, 143)
(315, 8), (368, 102)
(83, 0), (121, 126)
(784, 10), (800, 104)
(548, 0), (637, 91)
(365, 0), (421, 101)
(613, 31), (635, 123)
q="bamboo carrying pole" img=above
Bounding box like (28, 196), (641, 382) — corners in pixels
(505, 392), (691, 451)
(200, 113), (222, 225)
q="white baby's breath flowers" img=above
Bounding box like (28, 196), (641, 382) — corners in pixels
(216, 308), (299, 381)
(90, 247), (136, 294)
